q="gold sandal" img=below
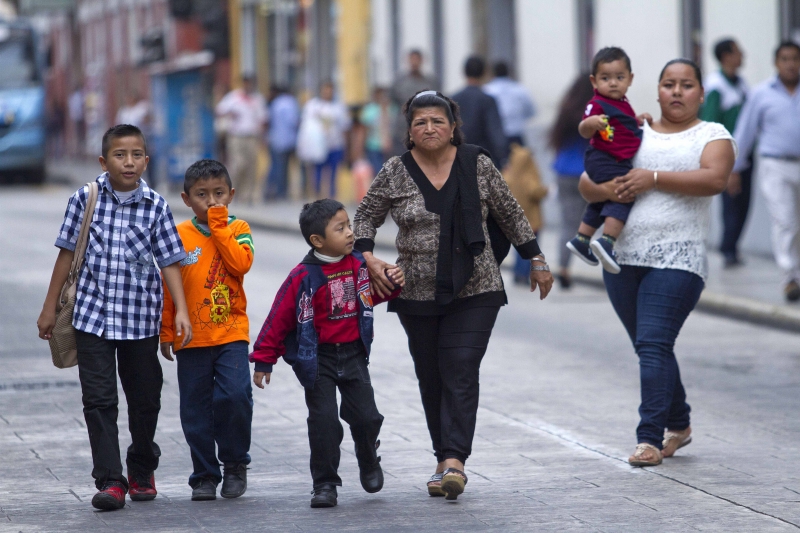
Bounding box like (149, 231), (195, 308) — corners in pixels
(628, 443), (663, 467)
(662, 427), (692, 458)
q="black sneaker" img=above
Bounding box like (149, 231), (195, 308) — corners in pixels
(567, 237), (599, 266)
(191, 479), (217, 501)
(221, 463), (247, 499)
(310, 484), (338, 508)
(591, 238), (621, 274)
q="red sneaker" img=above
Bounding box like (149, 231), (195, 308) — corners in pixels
(91, 481), (127, 510)
(128, 473), (157, 502)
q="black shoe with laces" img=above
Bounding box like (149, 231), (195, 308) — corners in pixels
(590, 237), (621, 274)
(191, 478), (217, 501)
(310, 484), (338, 508)
(221, 463), (247, 499)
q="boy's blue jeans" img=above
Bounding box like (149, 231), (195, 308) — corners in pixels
(176, 341), (253, 487)
(603, 266), (704, 449)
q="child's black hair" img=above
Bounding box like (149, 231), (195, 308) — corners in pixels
(184, 159), (233, 194)
(591, 47), (632, 76)
(102, 124), (147, 158)
(299, 199), (346, 247)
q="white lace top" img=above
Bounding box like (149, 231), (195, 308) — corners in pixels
(615, 121), (737, 281)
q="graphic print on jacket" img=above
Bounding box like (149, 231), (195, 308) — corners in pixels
(328, 269), (358, 319)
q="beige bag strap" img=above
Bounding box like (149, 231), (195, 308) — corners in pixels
(59, 182), (99, 305)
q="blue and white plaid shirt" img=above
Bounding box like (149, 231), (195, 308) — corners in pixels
(55, 173), (186, 340)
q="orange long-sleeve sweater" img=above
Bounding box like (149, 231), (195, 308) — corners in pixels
(161, 205), (254, 348)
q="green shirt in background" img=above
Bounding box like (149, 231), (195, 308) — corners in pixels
(699, 70), (748, 134)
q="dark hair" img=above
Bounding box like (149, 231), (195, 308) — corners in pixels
(659, 58), (703, 86)
(549, 73), (595, 151)
(408, 49), (422, 58)
(102, 124), (146, 158)
(464, 55), (485, 78)
(775, 40), (800, 60)
(299, 199), (346, 247)
(714, 39), (737, 62)
(402, 90), (464, 149)
(591, 47), (631, 76)
(493, 61), (510, 78)
(184, 159), (232, 194)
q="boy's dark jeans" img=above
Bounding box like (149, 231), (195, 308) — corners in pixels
(304, 341), (383, 488)
(176, 341), (253, 487)
(583, 147), (634, 227)
(75, 330), (162, 490)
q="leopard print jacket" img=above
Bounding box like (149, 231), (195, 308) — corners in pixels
(354, 154), (537, 302)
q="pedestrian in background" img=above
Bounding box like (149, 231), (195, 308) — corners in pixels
(347, 105), (373, 202)
(68, 86), (85, 157)
(549, 74), (593, 289)
(360, 87), (396, 175)
(579, 59), (736, 466)
(302, 81), (351, 199)
(390, 50), (439, 154)
(503, 144), (549, 284)
(732, 41), (800, 302)
(451, 55), (509, 169)
(700, 38), (752, 268)
(483, 61), (537, 147)
(355, 90), (552, 501)
(265, 85), (299, 201)
(215, 76), (268, 205)
(161, 159), (254, 502)
(37, 125), (192, 510)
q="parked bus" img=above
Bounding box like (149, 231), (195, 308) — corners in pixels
(0, 18), (47, 183)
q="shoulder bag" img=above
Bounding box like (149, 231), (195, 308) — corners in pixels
(49, 181), (98, 369)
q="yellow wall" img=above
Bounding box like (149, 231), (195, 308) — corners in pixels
(337, 0), (371, 105)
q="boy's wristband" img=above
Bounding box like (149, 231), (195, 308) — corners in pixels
(254, 362), (273, 373)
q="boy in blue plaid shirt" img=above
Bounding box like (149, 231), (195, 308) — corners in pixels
(37, 124), (193, 511)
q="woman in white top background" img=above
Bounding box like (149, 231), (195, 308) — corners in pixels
(579, 59), (737, 467)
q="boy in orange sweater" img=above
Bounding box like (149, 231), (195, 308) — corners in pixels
(161, 159), (255, 501)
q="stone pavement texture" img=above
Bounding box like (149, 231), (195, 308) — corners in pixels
(2, 165), (797, 532)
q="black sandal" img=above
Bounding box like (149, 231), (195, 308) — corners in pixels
(440, 468), (468, 501)
(427, 472), (444, 497)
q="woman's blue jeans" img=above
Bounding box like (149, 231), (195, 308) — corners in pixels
(176, 341), (253, 487)
(603, 266), (704, 448)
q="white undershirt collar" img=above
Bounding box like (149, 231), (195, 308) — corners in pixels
(314, 250), (345, 263)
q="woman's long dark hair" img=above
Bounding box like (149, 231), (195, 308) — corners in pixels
(548, 74), (595, 151)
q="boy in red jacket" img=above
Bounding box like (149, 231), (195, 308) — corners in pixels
(250, 199), (403, 508)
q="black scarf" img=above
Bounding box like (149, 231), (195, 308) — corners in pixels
(434, 145), (511, 305)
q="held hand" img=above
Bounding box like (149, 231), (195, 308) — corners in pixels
(160, 342), (174, 362)
(174, 311), (193, 348)
(386, 266), (405, 288)
(636, 113), (654, 126)
(614, 169), (656, 202)
(727, 172), (742, 197)
(253, 371), (271, 389)
(363, 252), (397, 298)
(530, 267), (554, 300)
(37, 308), (56, 340)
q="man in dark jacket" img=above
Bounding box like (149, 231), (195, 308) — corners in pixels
(451, 56), (509, 168)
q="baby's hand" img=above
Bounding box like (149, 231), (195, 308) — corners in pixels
(590, 114), (609, 131)
(636, 113), (653, 126)
(253, 371), (271, 389)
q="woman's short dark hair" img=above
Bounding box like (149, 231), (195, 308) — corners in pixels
(402, 90), (464, 149)
(299, 199), (346, 247)
(659, 58), (703, 86)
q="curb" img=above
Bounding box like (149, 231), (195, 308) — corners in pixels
(171, 202), (800, 335)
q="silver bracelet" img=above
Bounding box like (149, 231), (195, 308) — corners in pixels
(531, 253), (546, 263)
(530, 264), (550, 272)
